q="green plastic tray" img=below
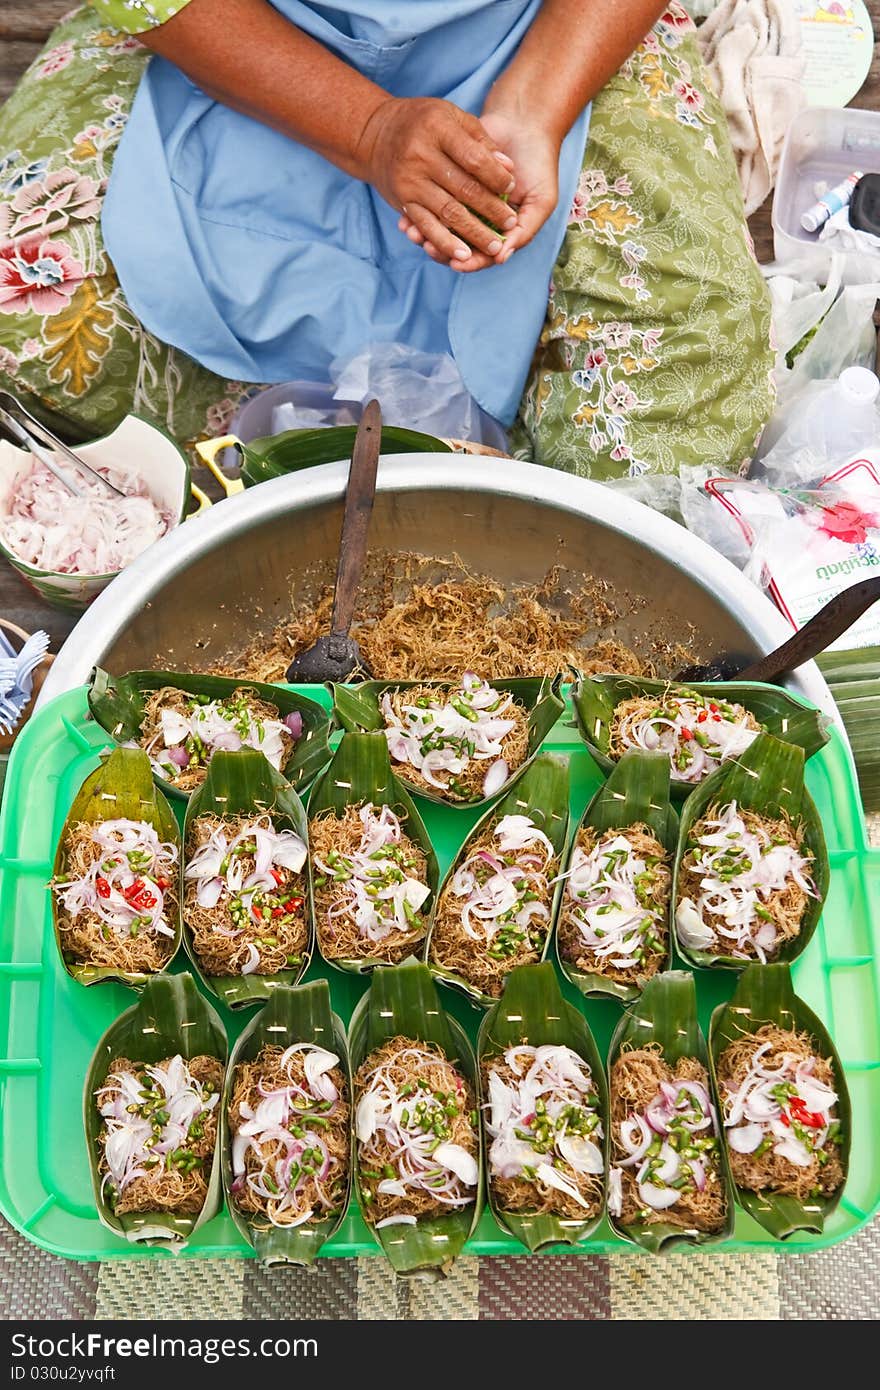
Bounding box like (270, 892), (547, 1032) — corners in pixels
(0, 687), (878, 1260)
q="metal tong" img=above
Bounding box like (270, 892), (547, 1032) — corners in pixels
(0, 390), (124, 498)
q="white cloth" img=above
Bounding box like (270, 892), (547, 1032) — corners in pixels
(820, 204), (880, 257)
(698, 0), (806, 216)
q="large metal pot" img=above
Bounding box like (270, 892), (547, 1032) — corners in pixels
(38, 455), (836, 715)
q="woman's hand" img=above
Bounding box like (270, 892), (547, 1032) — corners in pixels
(356, 97), (517, 267)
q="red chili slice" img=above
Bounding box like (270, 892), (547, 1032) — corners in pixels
(96, 876), (111, 899)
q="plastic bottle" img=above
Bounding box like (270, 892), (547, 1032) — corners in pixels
(758, 365), (880, 488)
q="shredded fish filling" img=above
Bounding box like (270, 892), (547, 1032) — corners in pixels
(609, 689), (762, 783)
(430, 814), (556, 997)
(354, 1037), (479, 1227)
(717, 1024), (844, 1202)
(676, 801), (815, 963)
(184, 813), (308, 977)
(96, 1053), (222, 1216)
(557, 824), (670, 987)
(51, 818), (179, 973)
(484, 1044), (604, 1220)
(609, 1045), (726, 1233)
(228, 1043), (349, 1229)
(310, 802), (430, 963)
(138, 686), (296, 793)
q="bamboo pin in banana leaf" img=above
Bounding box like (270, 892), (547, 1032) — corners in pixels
(672, 731), (830, 972)
(331, 674), (564, 808)
(570, 671), (829, 800)
(554, 749), (677, 1005)
(478, 963), (608, 1252)
(606, 970), (735, 1252)
(87, 666), (332, 802)
(307, 731), (438, 973)
(84, 972), (227, 1250)
(181, 748), (313, 1009)
(425, 753), (569, 1008)
(348, 959), (483, 1279)
(222, 981), (353, 1264)
(708, 962), (850, 1240)
(49, 746), (183, 991)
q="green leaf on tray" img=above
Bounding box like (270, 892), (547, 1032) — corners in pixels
(221, 981), (352, 1264)
(50, 746), (182, 991)
(181, 748), (313, 1009)
(606, 970), (735, 1252)
(240, 425), (450, 488)
(87, 666), (331, 800)
(425, 752), (570, 1008)
(672, 732), (830, 972)
(330, 676), (564, 808)
(347, 959), (484, 1279)
(477, 963), (608, 1252)
(554, 750), (677, 1004)
(306, 731), (439, 974)
(83, 972), (227, 1250)
(570, 673), (830, 798)
(708, 963), (851, 1240)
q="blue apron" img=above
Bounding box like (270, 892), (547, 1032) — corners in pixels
(102, 0), (591, 425)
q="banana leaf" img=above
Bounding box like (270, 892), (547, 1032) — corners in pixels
(708, 963), (851, 1239)
(347, 959), (483, 1278)
(50, 746), (182, 991)
(240, 425), (450, 488)
(571, 673), (829, 798)
(555, 750), (678, 1005)
(672, 732), (830, 972)
(306, 731), (439, 973)
(87, 666), (331, 801)
(331, 676), (564, 807)
(221, 981), (352, 1264)
(83, 972), (227, 1250)
(182, 748), (313, 1009)
(477, 963), (608, 1252)
(425, 753), (569, 1008)
(606, 970), (735, 1252)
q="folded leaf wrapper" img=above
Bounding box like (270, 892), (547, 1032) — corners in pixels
(181, 748), (313, 1009)
(83, 972), (227, 1250)
(478, 963), (607, 1251)
(348, 959), (483, 1279)
(555, 750), (677, 1004)
(51, 746), (182, 991)
(672, 732), (830, 972)
(221, 980), (352, 1264)
(307, 731), (438, 973)
(708, 962), (851, 1239)
(88, 667), (331, 801)
(606, 970), (735, 1252)
(331, 676), (564, 808)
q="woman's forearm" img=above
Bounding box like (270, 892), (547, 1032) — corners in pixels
(485, 0), (670, 138)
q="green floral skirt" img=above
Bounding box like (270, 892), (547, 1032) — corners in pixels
(0, 3), (773, 477)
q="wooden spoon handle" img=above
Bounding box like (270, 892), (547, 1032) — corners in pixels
(330, 399), (381, 640)
(737, 576), (880, 683)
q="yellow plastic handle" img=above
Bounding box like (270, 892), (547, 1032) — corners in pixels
(189, 482), (213, 514)
(195, 434), (246, 496)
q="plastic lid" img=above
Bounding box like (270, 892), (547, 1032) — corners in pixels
(838, 365), (880, 405)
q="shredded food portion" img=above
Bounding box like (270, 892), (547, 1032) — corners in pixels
(310, 802), (429, 963)
(608, 1045), (726, 1233)
(96, 1054), (222, 1216)
(184, 813), (308, 976)
(354, 1037), (479, 1227)
(557, 824), (670, 988)
(676, 801), (814, 963)
(138, 686), (296, 793)
(484, 1044), (604, 1220)
(609, 689), (762, 783)
(717, 1024), (844, 1202)
(51, 818), (178, 973)
(382, 675), (529, 801)
(229, 1043), (349, 1229)
(430, 814), (556, 997)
